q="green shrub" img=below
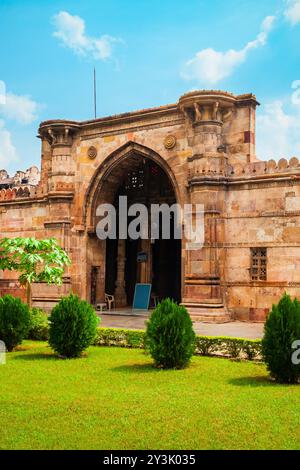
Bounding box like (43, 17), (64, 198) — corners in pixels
(94, 328), (145, 348)
(94, 328), (262, 361)
(49, 294), (99, 358)
(226, 338), (243, 358)
(262, 293), (300, 384)
(243, 339), (262, 361)
(27, 308), (49, 341)
(0, 295), (30, 351)
(195, 336), (219, 356)
(195, 336), (261, 360)
(145, 298), (196, 369)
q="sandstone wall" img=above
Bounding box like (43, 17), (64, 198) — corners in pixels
(224, 158), (300, 320)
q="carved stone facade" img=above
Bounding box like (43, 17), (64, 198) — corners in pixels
(0, 89), (299, 322)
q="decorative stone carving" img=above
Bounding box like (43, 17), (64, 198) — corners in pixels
(212, 101), (219, 120)
(88, 146), (98, 159)
(193, 102), (202, 121)
(164, 135), (176, 150)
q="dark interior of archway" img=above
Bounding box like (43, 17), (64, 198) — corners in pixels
(104, 155), (181, 306)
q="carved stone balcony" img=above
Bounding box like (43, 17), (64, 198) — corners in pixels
(38, 120), (80, 148)
(178, 90), (237, 126)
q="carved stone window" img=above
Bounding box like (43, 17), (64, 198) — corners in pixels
(125, 170), (145, 191)
(250, 248), (267, 281)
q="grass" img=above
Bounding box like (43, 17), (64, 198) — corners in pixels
(0, 341), (300, 450)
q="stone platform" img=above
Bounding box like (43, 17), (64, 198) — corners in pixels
(98, 310), (264, 339)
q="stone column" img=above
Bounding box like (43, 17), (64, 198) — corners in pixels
(138, 239), (152, 284)
(114, 239), (127, 307)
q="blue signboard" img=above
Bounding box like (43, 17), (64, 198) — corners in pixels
(132, 283), (152, 310)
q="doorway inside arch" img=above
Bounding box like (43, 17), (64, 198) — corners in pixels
(103, 155), (181, 307)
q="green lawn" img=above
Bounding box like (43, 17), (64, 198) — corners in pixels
(0, 342), (299, 450)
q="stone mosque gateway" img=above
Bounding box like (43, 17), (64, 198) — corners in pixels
(0, 89), (300, 322)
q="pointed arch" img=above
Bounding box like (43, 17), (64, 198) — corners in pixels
(83, 141), (181, 229)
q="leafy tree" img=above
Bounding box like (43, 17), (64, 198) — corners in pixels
(27, 308), (49, 341)
(0, 237), (71, 306)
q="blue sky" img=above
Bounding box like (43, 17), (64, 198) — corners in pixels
(0, 0), (300, 174)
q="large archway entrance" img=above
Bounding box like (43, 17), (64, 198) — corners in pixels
(89, 146), (181, 308)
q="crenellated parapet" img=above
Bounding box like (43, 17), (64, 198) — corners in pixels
(0, 185), (39, 202)
(188, 156), (300, 184)
(227, 157), (300, 178)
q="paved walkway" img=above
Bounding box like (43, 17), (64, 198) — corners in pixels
(99, 311), (264, 339)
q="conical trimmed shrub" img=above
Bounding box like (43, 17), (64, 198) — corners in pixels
(262, 293), (300, 384)
(146, 298), (195, 369)
(49, 294), (99, 358)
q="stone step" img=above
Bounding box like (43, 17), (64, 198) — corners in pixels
(185, 302), (224, 309)
(183, 298), (223, 305)
(187, 307), (232, 324)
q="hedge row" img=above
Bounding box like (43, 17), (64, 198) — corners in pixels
(93, 328), (262, 361)
(195, 335), (262, 360)
(94, 328), (145, 349)
(26, 320), (262, 361)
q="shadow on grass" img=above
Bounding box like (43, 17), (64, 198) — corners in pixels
(12, 352), (58, 361)
(112, 363), (161, 374)
(229, 376), (276, 387)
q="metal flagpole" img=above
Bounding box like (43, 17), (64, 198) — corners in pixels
(94, 67), (97, 119)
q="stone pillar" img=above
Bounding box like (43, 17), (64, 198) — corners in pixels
(138, 239), (152, 284)
(114, 239), (127, 307)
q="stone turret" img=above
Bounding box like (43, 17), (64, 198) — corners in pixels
(38, 121), (79, 198)
(178, 91), (258, 320)
(179, 90), (259, 180)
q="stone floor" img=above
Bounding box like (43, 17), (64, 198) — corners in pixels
(99, 309), (264, 339)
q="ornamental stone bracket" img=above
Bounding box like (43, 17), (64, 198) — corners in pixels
(38, 121), (80, 147)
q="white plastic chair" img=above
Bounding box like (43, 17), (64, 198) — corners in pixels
(105, 293), (115, 311)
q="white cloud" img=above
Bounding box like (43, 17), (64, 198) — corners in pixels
(0, 92), (38, 125)
(0, 120), (18, 168)
(53, 11), (120, 60)
(0, 82), (38, 170)
(0, 80), (5, 105)
(256, 100), (300, 160)
(285, 0), (300, 25)
(182, 15), (275, 85)
(261, 15), (276, 32)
